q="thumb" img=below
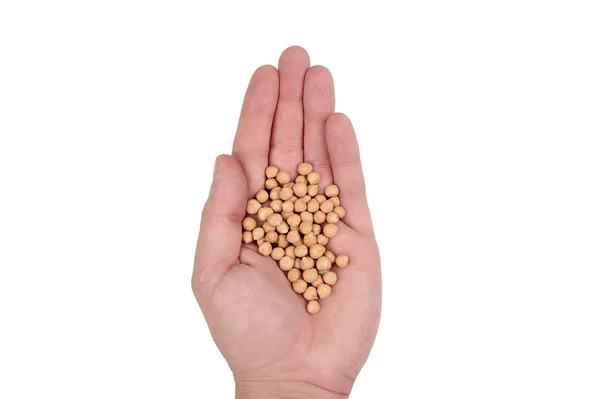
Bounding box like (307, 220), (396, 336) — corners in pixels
(192, 154), (248, 304)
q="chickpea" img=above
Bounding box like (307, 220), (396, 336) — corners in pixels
(267, 213), (283, 227)
(246, 199), (261, 215)
(316, 256), (332, 272)
(293, 183), (308, 197)
(335, 254), (349, 268)
(252, 227), (265, 240)
(276, 220), (289, 234)
(314, 194), (326, 204)
(309, 244), (326, 259)
(263, 222), (276, 233)
(258, 207), (274, 221)
(242, 231), (253, 244)
(295, 175), (308, 184)
(287, 214), (301, 228)
(281, 210), (293, 219)
(317, 234), (329, 245)
(299, 221), (313, 235)
(317, 284), (332, 299)
(303, 286), (318, 301)
(287, 268), (301, 283)
(256, 189), (269, 203)
(325, 184), (339, 198)
(333, 206), (346, 219)
(323, 223), (338, 238)
(331, 196), (341, 207)
(297, 162), (313, 176)
(313, 211), (326, 224)
(270, 186), (281, 200)
(320, 199), (334, 213)
(302, 268), (318, 283)
(280, 187), (293, 201)
(265, 178), (279, 190)
(284, 182), (294, 189)
(271, 247), (285, 261)
(258, 242), (272, 256)
(282, 200), (294, 213)
(300, 211), (313, 223)
(323, 271), (337, 285)
(265, 231), (278, 243)
(285, 246), (296, 259)
(324, 250), (336, 263)
(300, 256), (315, 270)
(312, 275), (324, 288)
(307, 171), (320, 185)
(270, 199), (283, 212)
(306, 300), (320, 314)
(307, 199), (320, 213)
(242, 217), (256, 231)
(294, 257), (302, 269)
(276, 170), (290, 185)
(293, 279), (308, 294)
(303, 232), (317, 247)
(294, 199), (307, 213)
(294, 244), (309, 258)
(257, 238), (265, 245)
(312, 224), (322, 235)
(265, 165), (279, 178)
(307, 184), (318, 197)
(279, 256), (294, 271)
(326, 212), (340, 224)
(278, 234), (289, 248)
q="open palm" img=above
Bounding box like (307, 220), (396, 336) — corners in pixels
(193, 47), (381, 398)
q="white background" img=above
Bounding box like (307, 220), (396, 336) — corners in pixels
(1, 1), (599, 398)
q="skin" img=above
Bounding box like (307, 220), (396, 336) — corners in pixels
(192, 46), (381, 399)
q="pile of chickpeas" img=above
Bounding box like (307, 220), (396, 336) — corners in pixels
(241, 163), (349, 314)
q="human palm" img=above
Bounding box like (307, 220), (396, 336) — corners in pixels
(193, 47), (381, 398)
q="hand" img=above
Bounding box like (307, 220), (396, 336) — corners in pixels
(192, 46), (381, 398)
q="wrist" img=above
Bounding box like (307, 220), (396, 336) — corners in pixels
(235, 379), (350, 399)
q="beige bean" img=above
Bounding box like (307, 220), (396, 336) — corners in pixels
(279, 187), (293, 201)
(265, 165), (279, 178)
(270, 187), (281, 200)
(300, 256), (315, 270)
(270, 199), (283, 212)
(258, 207), (274, 221)
(324, 184), (339, 197)
(299, 221), (313, 235)
(302, 268), (318, 283)
(333, 206), (346, 219)
(313, 211), (326, 224)
(242, 231), (253, 244)
(300, 211), (313, 223)
(276, 170), (291, 184)
(294, 199), (307, 213)
(252, 227), (265, 240)
(293, 183), (308, 197)
(267, 213), (283, 227)
(278, 234), (289, 248)
(312, 275), (324, 288)
(309, 244), (326, 259)
(265, 178), (279, 190)
(317, 284), (331, 299)
(314, 194), (326, 204)
(320, 199), (334, 213)
(271, 247), (285, 261)
(285, 246), (296, 259)
(306, 300), (320, 314)
(282, 200), (294, 213)
(323, 223), (338, 238)
(316, 256), (332, 272)
(258, 242), (272, 256)
(331, 196), (341, 207)
(279, 256), (294, 271)
(326, 212), (340, 224)
(287, 268), (301, 282)
(303, 286), (318, 301)
(307, 184), (318, 197)
(256, 189), (269, 203)
(293, 279), (308, 294)
(317, 234), (329, 245)
(335, 254), (349, 268)
(242, 217), (256, 231)
(307, 199), (320, 213)
(246, 199), (261, 215)
(323, 271), (337, 285)
(276, 220), (289, 234)
(307, 171), (320, 185)
(297, 162), (313, 176)
(287, 214), (301, 228)
(294, 244), (309, 258)
(303, 232), (317, 247)
(295, 175), (308, 184)
(265, 231), (278, 243)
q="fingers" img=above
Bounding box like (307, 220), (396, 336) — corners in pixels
(232, 65), (279, 196)
(325, 113), (374, 237)
(269, 46), (310, 173)
(193, 155), (248, 304)
(303, 66), (336, 186)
